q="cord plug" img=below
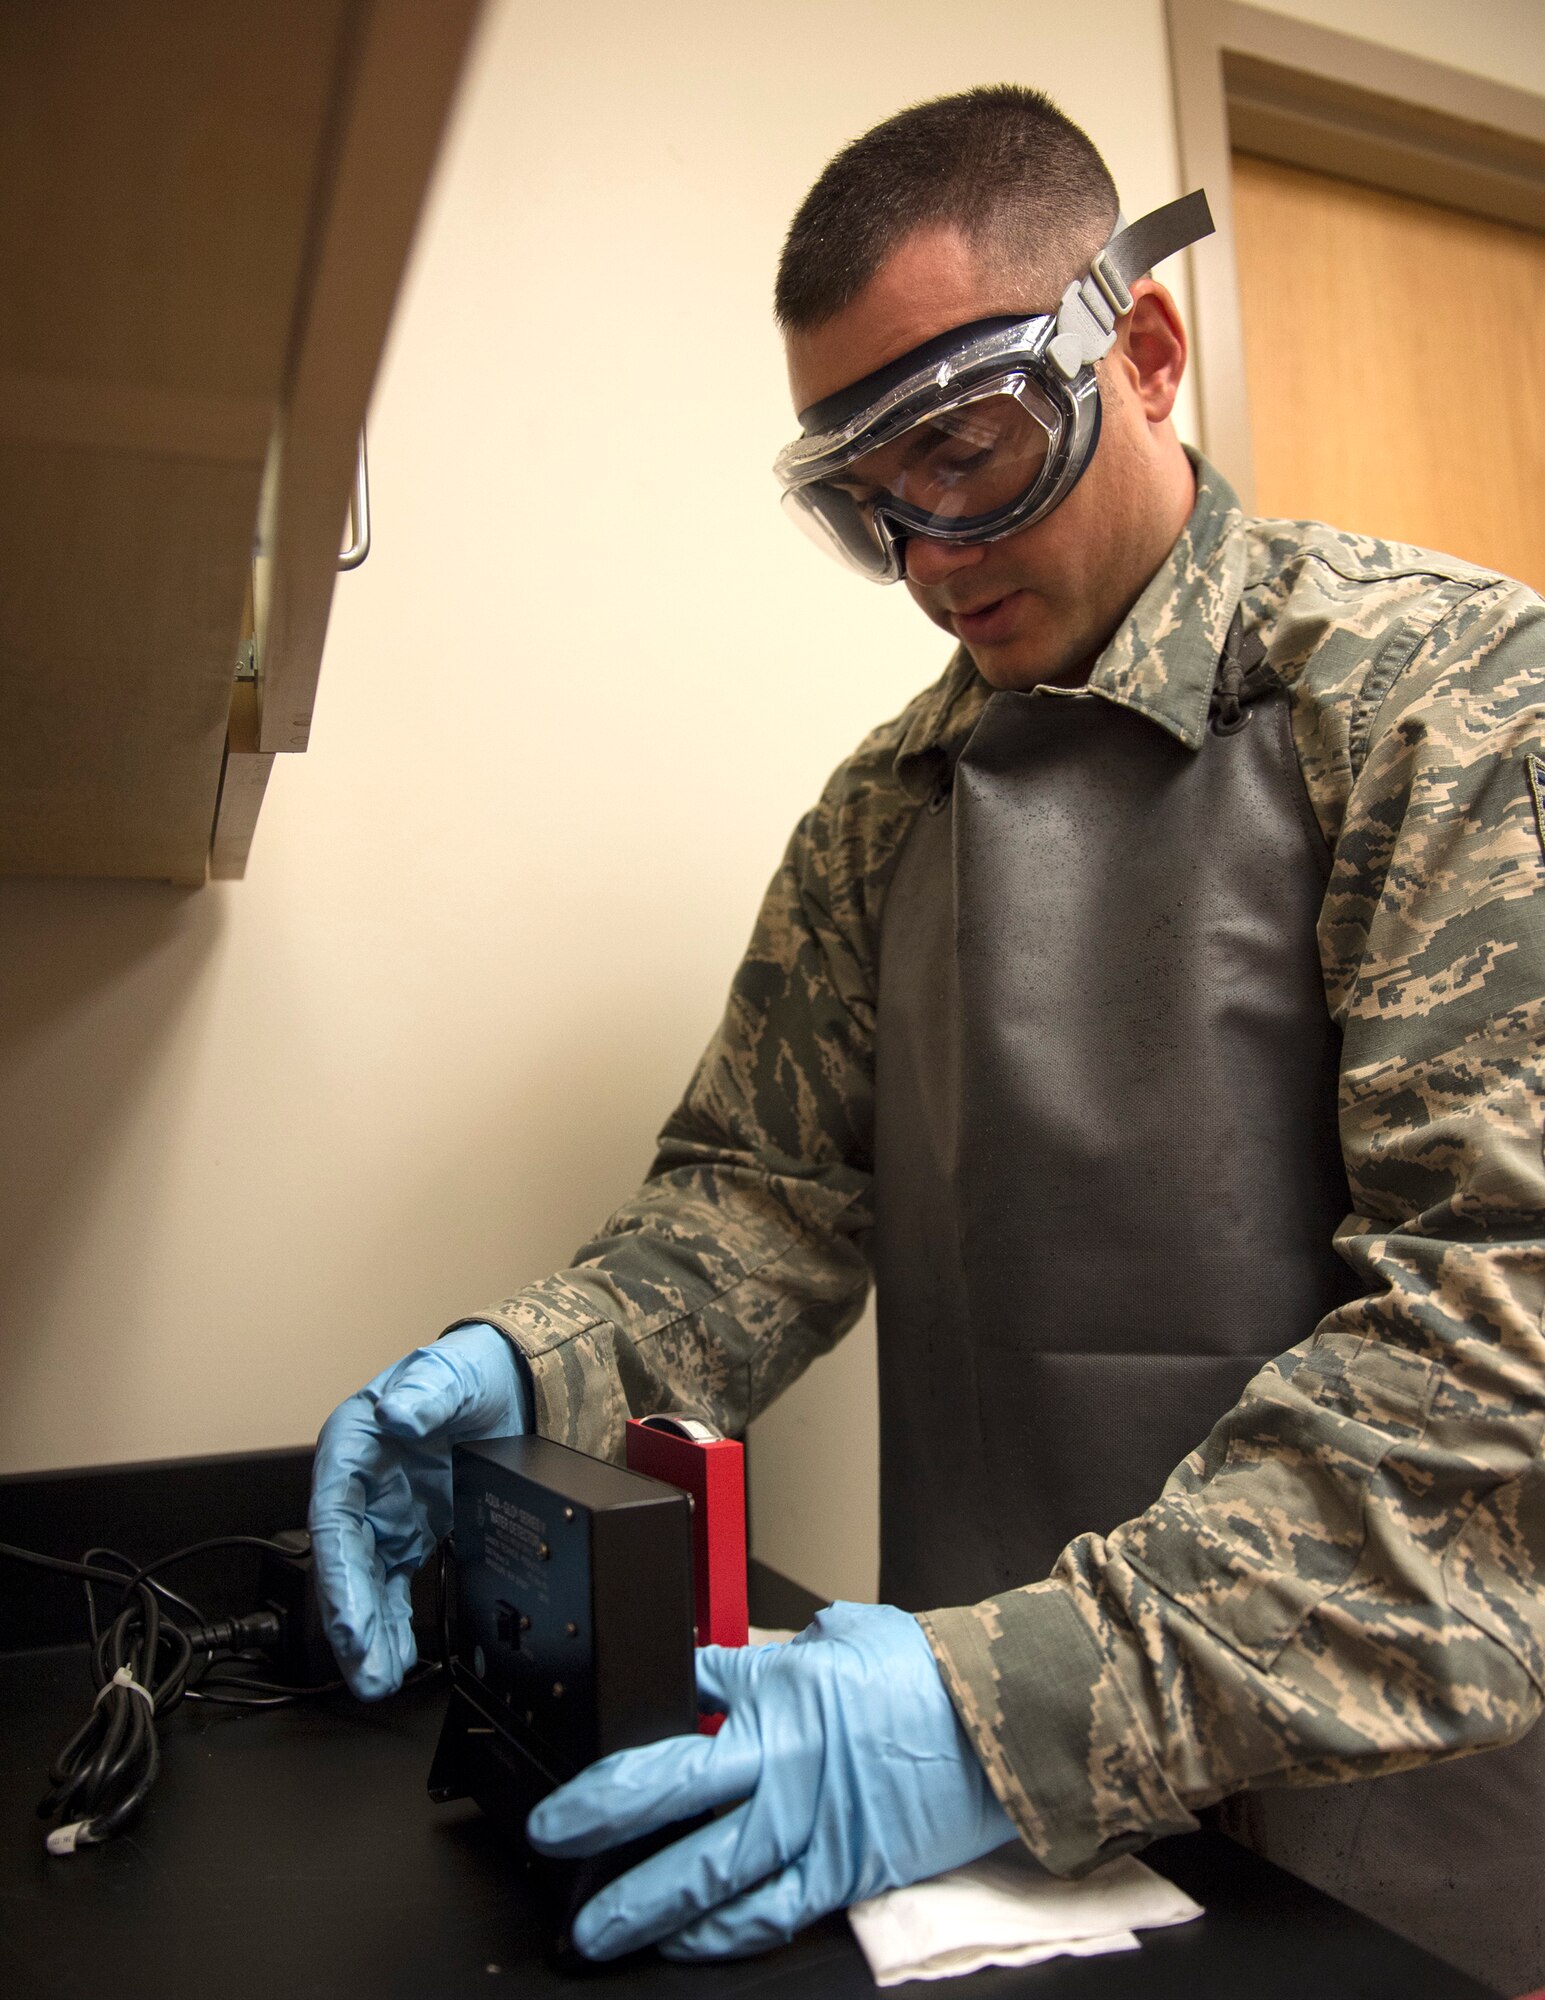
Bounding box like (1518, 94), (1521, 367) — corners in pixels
(187, 1609), (283, 1654)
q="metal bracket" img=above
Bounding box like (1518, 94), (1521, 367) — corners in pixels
(337, 428), (371, 571)
(637, 1414), (723, 1443)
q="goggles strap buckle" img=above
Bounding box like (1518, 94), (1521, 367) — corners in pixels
(1046, 275), (1120, 382)
(1044, 190), (1217, 383)
(1089, 249), (1134, 319)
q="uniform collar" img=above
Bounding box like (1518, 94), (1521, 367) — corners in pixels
(895, 453), (1247, 793)
(1085, 452), (1246, 749)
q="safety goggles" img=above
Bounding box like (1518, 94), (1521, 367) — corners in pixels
(774, 190), (1214, 582)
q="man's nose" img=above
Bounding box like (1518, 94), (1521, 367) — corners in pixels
(904, 533), (986, 588)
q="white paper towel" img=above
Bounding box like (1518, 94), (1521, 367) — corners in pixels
(847, 1843), (1203, 1987)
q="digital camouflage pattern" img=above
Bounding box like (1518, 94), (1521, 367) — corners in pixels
(463, 457), (1545, 1875)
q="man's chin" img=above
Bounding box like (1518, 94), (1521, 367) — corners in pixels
(911, 583), (1090, 689)
(961, 631), (1088, 691)
(919, 592), (1079, 690)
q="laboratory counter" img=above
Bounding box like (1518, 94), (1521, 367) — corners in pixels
(0, 1447), (1503, 2000)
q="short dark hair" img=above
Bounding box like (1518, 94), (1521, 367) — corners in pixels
(775, 86), (1119, 331)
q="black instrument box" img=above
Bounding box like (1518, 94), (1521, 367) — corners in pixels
(428, 1433), (697, 1883)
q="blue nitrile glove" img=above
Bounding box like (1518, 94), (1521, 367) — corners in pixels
(526, 1599), (1017, 1960)
(308, 1322), (531, 1700)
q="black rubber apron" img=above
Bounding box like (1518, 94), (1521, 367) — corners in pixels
(871, 633), (1544, 1991)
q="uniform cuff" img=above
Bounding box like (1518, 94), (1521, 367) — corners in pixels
(446, 1275), (632, 1461)
(920, 1578), (1196, 1876)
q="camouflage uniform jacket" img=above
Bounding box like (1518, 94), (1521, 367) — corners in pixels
(465, 455), (1545, 1876)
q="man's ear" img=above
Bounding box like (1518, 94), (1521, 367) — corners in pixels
(1117, 279), (1187, 425)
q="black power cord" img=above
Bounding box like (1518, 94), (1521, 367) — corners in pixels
(0, 1534), (386, 1853)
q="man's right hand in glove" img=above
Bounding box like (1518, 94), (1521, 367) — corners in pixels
(308, 1322), (531, 1700)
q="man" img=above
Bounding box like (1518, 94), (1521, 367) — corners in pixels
(309, 89), (1545, 1988)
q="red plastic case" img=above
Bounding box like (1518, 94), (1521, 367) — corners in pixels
(624, 1418), (748, 1733)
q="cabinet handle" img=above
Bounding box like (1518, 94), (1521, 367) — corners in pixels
(337, 429), (371, 571)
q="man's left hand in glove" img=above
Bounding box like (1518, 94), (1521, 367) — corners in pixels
(526, 1599), (1017, 1960)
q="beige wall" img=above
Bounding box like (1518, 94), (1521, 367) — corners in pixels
(1257, 0), (1545, 95)
(0, 0), (1524, 1603)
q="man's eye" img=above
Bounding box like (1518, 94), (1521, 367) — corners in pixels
(917, 444), (993, 492)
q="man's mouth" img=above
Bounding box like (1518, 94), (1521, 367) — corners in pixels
(949, 591), (1025, 644)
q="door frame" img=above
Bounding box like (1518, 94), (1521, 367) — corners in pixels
(1165, 0), (1545, 507)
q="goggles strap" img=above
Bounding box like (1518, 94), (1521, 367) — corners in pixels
(1046, 188), (1215, 381)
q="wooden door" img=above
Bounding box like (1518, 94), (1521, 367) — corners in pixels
(1231, 151), (1545, 594)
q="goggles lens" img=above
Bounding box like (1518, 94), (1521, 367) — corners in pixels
(781, 481), (893, 579)
(841, 380), (1057, 522)
(784, 374), (1063, 581)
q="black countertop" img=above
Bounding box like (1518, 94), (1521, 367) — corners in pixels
(1, 1642), (1500, 2000)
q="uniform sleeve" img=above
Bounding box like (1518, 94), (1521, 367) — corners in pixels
(455, 724), (927, 1463)
(921, 580), (1545, 1874)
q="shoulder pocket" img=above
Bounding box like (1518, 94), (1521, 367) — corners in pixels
(1525, 753), (1545, 867)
